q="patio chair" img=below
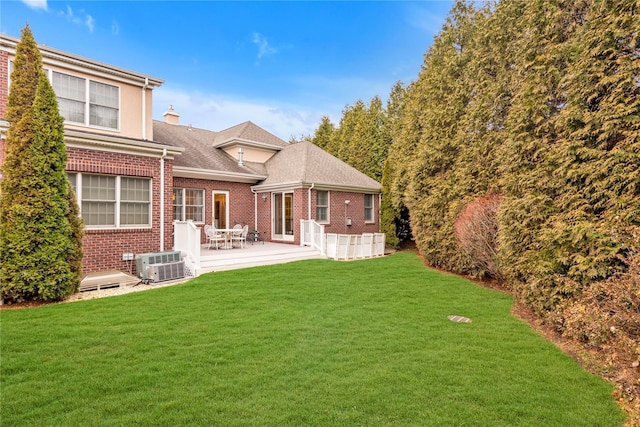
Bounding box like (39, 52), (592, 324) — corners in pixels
(204, 224), (225, 250)
(232, 225), (249, 249)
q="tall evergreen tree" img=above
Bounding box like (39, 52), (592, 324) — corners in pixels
(0, 25), (83, 303)
(549, 0), (640, 291)
(311, 115), (335, 150)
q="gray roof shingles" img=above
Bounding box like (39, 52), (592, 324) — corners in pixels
(153, 120), (380, 191)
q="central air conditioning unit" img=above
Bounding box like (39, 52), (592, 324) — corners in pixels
(136, 251), (183, 280)
(147, 261), (185, 283)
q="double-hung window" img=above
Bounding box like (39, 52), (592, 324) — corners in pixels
(316, 190), (329, 223)
(173, 188), (204, 222)
(364, 194), (374, 222)
(53, 72), (86, 124)
(68, 173), (151, 228)
(120, 177), (151, 226)
(90, 81), (119, 129)
(51, 71), (119, 130)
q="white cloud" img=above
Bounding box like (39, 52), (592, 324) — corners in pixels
(85, 14), (95, 32)
(153, 87), (326, 140)
(111, 20), (120, 36)
(58, 5), (95, 32)
(21, 0), (47, 11)
(251, 32), (277, 59)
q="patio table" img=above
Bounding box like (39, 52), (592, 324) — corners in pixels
(217, 228), (242, 249)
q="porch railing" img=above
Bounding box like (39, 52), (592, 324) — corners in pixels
(300, 219), (326, 256)
(173, 220), (201, 277)
(301, 219), (385, 261)
(325, 232), (386, 260)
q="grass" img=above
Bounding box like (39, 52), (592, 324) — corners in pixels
(0, 252), (626, 426)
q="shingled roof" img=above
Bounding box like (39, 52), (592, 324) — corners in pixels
(153, 120), (381, 192)
(153, 120), (267, 177)
(211, 121), (288, 149)
(255, 141), (381, 192)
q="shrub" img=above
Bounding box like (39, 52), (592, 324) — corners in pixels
(454, 193), (502, 279)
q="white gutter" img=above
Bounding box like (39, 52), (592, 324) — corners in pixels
(253, 181), (381, 194)
(160, 148), (167, 251)
(142, 77), (149, 140)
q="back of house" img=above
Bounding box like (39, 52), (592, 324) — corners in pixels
(0, 33), (381, 277)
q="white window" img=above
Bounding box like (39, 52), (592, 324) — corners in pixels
(173, 188), (204, 222)
(53, 72), (86, 124)
(316, 190), (329, 223)
(120, 177), (151, 226)
(90, 81), (119, 129)
(82, 174), (116, 226)
(364, 194), (374, 222)
(51, 71), (119, 130)
(68, 173), (151, 228)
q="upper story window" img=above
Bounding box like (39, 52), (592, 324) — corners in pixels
(53, 72), (86, 124)
(316, 190), (329, 223)
(173, 188), (204, 222)
(364, 194), (374, 222)
(52, 71), (119, 130)
(67, 173), (150, 228)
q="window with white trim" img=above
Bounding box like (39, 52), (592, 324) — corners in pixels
(67, 173), (151, 228)
(173, 188), (204, 222)
(316, 190), (329, 223)
(51, 71), (119, 130)
(364, 194), (374, 222)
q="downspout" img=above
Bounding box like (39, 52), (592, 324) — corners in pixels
(251, 189), (258, 231)
(307, 183), (314, 220)
(141, 77), (149, 140)
(160, 148), (167, 251)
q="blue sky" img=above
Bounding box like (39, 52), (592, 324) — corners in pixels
(2, 0), (453, 139)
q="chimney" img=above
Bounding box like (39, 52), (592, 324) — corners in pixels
(163, 105), (180, 125)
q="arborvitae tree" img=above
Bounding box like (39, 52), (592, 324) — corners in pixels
(310, 116), (335, 150)
(548, 0), (639, 295)
(399, 0), (481, 272)
(379, 81), (408, 247)
(497, 0), (591, 311)
(333, 99), (367, 165)
(0, 26), (83, 302)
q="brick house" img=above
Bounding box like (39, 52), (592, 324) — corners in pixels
(0, 33), (381, 275)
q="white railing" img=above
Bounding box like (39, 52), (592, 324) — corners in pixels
(173, 220), (201, 277)
(300, 219), (326, 256)
(325, 232), (386, 260)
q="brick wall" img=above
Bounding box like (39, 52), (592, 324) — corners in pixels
(253, 188), (380, 246)
(67, 147), (173, 274)
(312, 189), (380, 236)
(172, 177), (256, 244)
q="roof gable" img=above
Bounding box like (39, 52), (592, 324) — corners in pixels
(212, 121), (287, 149)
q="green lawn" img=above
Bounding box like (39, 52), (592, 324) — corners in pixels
(1, 252), (625, 426)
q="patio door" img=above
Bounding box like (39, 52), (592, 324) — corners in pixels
(212, 191), (229, 229)
(273, 192), (294, 241)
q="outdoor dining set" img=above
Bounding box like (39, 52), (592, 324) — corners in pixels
(203, 224), (255, 250)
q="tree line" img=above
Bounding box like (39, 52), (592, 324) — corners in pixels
(309, 0), (639, 400)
